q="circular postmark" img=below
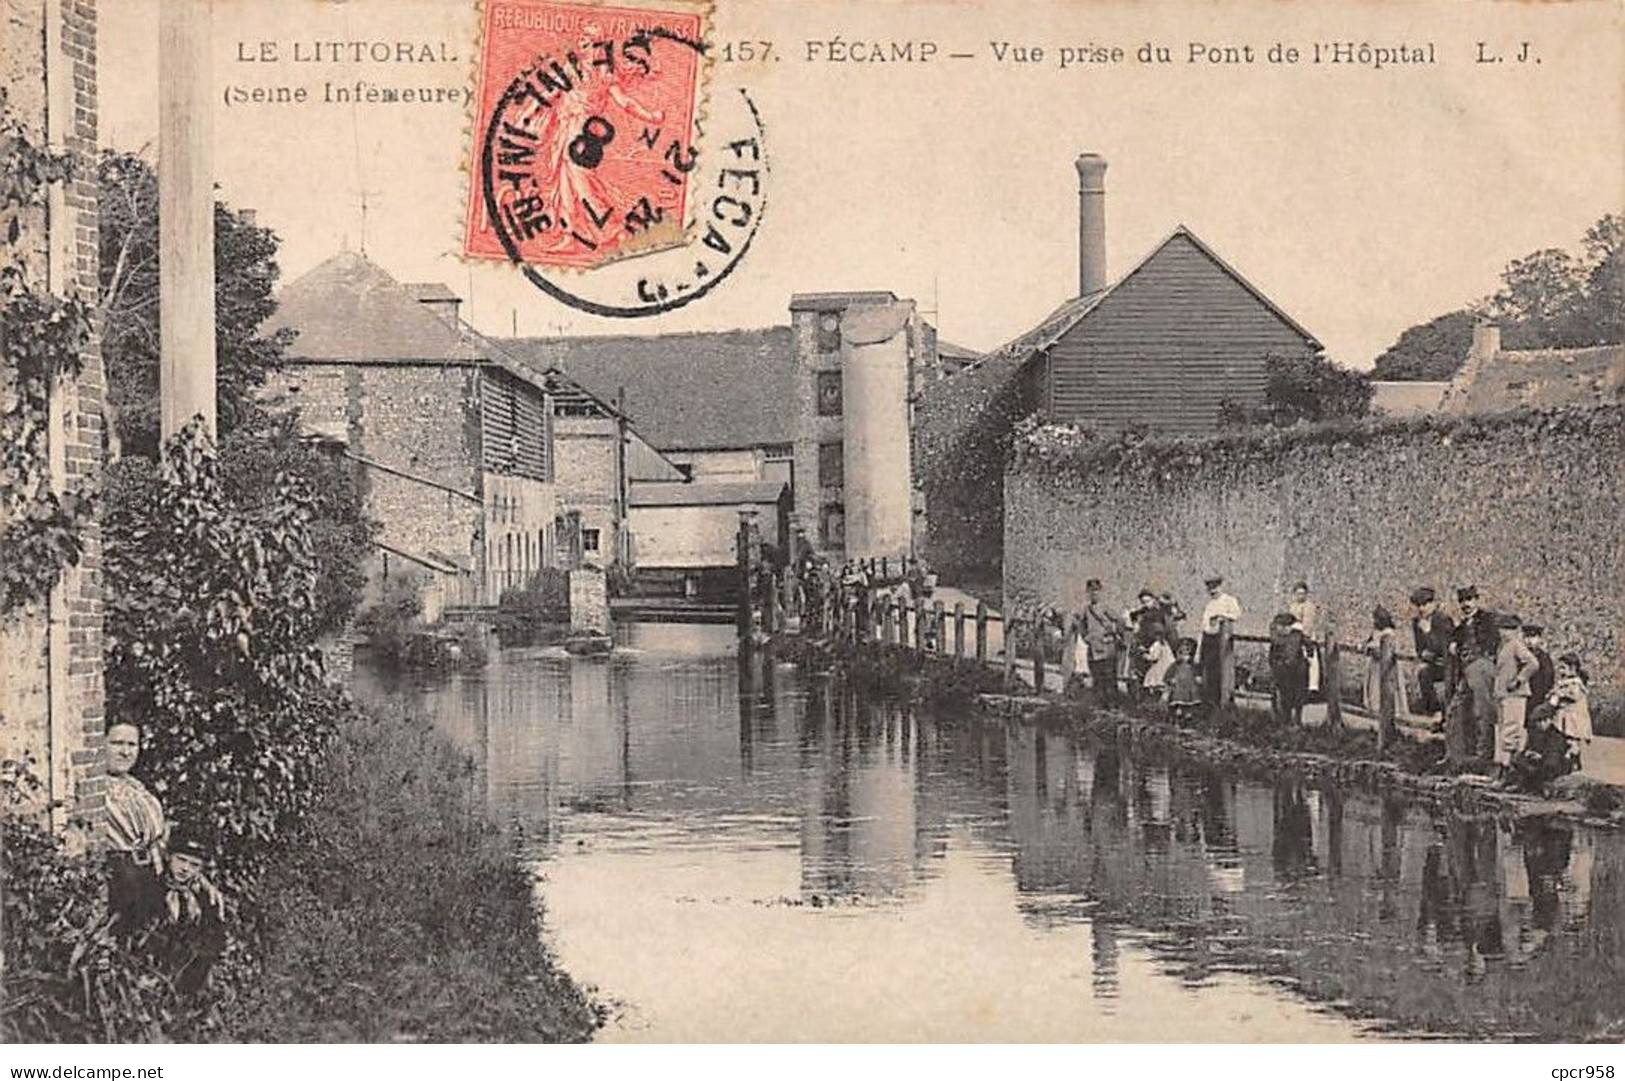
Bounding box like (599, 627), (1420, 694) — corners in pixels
(470, 17), (768, 318)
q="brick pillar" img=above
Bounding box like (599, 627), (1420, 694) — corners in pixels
(0, 0), (106, 833)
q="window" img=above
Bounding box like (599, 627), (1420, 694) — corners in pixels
(818, 441), (844, 487)
(816, 371), (843, 417)
(816, 312), (841, 353)
(582, 528), (601, 554)
(819, 504), (845, 548)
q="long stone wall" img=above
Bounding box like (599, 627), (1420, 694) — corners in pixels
(1005, 407), (1625, 693)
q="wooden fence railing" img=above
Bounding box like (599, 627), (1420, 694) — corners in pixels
(753, 571), (1420, 748)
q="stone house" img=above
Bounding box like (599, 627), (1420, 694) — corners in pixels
(1, 0), (107, 830)
(507, 290), (942, 564)
(627, 480), (792, 597)
(263, 252), (560, 610)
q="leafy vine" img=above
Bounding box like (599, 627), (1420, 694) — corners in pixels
(0, 92), (96, 616)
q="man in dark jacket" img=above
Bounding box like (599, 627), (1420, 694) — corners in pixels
(1409, 587), (1454, 719)
(1449, 586), (1501, 763)
(1523, 624), (1555, 706)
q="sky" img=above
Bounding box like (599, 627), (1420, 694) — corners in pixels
(99, 0), (1625, 367)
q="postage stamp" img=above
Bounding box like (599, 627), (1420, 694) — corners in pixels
(463, 0), (709, 270)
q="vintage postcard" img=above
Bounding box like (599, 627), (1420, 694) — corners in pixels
(1, 0), (1622, 1059)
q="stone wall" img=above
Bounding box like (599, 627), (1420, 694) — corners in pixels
(0, 0), (106, 827)
(1005, 407), (1625, 693)
(915, 352), (1040, 582)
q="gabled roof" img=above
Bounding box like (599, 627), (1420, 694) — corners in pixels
(979, 225), (1323, 368)
(629, 480), (789, 507)
(503, 328), (796, 451)
(937, 339), (981, 363)
(1443, 344), (1623, 415)
(267, 251), (492, 363)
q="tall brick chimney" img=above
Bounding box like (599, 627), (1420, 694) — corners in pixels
(1075, 153), (1108, 297)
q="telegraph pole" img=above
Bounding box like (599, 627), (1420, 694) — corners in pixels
(159, 0), (217, 444)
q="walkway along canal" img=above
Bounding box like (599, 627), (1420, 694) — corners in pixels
(353, 622), (1624, 1042)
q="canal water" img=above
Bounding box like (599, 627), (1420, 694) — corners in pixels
(353, 623), (1622, 1042)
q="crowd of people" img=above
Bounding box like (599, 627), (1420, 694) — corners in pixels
(1031, 577), (1596, 794)
(775, 550), (1600, 796)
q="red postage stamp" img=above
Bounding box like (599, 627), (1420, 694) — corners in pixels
(463, 0), (708, 270)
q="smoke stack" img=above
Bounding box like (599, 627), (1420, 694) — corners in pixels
(1075, 153), (1108, 297)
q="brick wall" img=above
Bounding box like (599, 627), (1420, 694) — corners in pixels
(1005, 408), (1625, 695)
(0, 0), (106, 828)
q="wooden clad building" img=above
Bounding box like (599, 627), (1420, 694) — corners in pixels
(994, 226), (1323, 435)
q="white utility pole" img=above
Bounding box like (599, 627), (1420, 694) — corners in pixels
(159, 0), (217, 444)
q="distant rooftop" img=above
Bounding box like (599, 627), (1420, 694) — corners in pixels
(788, 290), (898, 312)
(504, 328), (795, 451)
(630, 480), (788, 507)
(1444, 344), (1624, 415)
(403, 282), (460, 303)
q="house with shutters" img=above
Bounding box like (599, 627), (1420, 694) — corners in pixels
(262, 251), (562, 613)
(916, 152), (1326, 580)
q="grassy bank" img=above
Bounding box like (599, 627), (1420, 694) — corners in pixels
(203, 703), (600, 1042)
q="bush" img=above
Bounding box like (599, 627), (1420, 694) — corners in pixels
(357, 573), (489, 671)
(204, 703), (599, 1042)
(103, 426), (335, 896)
(494, 568), (571, 645)
(0, 764), (182, 1043)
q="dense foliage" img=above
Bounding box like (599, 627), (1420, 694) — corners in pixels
(102, 427), (336, 895)
(98, 151), (294, 457)
(0, 95), (95, 616)
(1372, 214), (1623, 380)
(1218, 352), (1373, 428)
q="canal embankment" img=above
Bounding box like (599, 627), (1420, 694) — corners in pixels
(203, 697), (601, 1042)
(769, 634), (1625, 831)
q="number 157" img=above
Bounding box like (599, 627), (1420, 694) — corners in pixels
(720, 41), (774, 62)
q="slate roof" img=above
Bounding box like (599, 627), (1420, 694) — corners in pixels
(1370, 380), (1450, 417)
(1444, 344), (1624, 414)
(937, 339), (981, 364)
(978, 224), (1322, 368)
(267, 251), (495, 363)
(629, 480), (789, 507)
(789, 290), (897, 312)
(503, 328), (796, 450)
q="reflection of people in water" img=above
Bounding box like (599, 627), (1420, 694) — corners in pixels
(1271, 783), (1319, 882)
(1519, 819), (1573, 936)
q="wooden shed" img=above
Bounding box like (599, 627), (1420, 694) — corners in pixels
(998, 227), (1323, 435)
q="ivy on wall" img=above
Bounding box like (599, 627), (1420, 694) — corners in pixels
(0, 95), (95, 616)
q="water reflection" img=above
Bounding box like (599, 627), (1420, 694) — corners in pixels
(353, 624), (1621, 1042)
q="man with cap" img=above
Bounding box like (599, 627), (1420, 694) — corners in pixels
(1199, 575), (1242, 709)
(1409, 587), (1454, 719)
(1449, 586), (1501, 763)
(1080, 578), (1127, 706)
(1523, 624), (1555, 706)
(1493, 614), (1539, 774)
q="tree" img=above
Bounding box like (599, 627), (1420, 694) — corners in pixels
(1370, 309), (1476, 382)
(1219, 353), (1373, 428)
(97, 151), (374, 635)
(1371, 213), (1623, 379)
(97, 151), (293, 458)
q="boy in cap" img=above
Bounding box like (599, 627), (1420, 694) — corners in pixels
(1081, 578), (1127, 706)
(1492, 613), (1539, 775)
(1523, 624), (1555, 706)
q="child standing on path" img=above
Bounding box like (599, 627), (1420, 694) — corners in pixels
(1166, 637), (1202, 725)
(1492, 614), (1540, 775)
